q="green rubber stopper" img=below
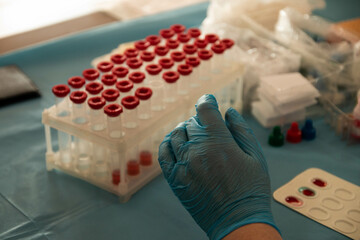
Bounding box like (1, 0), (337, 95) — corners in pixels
(268, 126), (284, 147)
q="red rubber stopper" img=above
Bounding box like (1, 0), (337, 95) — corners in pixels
(97, 61), (114, 73)
(170, 51), (186, 62)
(85, 82), (104, 95)
(211, 42), (227, 54)
(312, 178), (327, 187)
(183, 44), (198, 55)
(205, 33), (219, 43)
(166, 39), (180, 49)
(198, 49), (213, 60)
(127, 160), (140, 176)
(163, 71), (179, 83)
(112, 169), (121, 185)
(82, 68), (100, 81)
(188, 28), (201, 38)
(68, 76), (85, 89)
(134, 40), (150, 50)
(146, 35), (161, 46)
(177, 64), (192, 76)
(112, 66), (129, 78)
(116, 80), (133, 93)
(70, 90), (87, 104)
(135, 87), (152, 100)
(286, 122), (302, 143)
(121, 95), (140, 109)
(126, 58), (143, 69)
(159, 29), (175, 39)
(177, 33), (191, 43)
(146, 64), (162, 75)
(129, 71), (146, 84)
(140, 51), (156, 62)
(52, 84), (70, 98)
(186, 57), (200, 67)
(140, 151), (152, 166)
(154, 45), (169, 57)
(101, 74), (117, 86)
(87, 96), (106, 110)
(102, 89), (120, 102)
(171, 24), (186, 33)
(124, 48), (139, 58)
(158, 58), (174, 69)
(194, 38), (208, 49)
(221, 38), (235, 49)
(104, 103), (123, 117)
(110, 54), (127, 64)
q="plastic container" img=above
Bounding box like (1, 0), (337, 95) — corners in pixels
(177, 64), (192, 95)
(102, 88), (120, 104)
(145, 64), (162, 83)
(82, 68), (100, 82)
(110, 53), (127, 67)
(121, 96), (140, 128)
(101, 74), (117, 89)
(52, 84), (71, 117)
(135, 87), (153, 120)
(70, 91), (88, 124)
(112, 66), (129, 81)
(197, 49), (213, 81)
(88, 96), (106, 131)
(68, 76), (86, 90)
(104, 103), (124, 138)
(116, 80), (134, 98)
(126, 57), (143, 71)
(163, 71), (180, 103)
(85, 82), (104, 97)
(186, 57), (201, 88)
(129, 71), (146, 87)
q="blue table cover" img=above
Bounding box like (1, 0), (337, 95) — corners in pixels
(0, 1), (359, 239)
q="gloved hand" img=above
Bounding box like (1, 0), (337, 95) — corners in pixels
(158, 94), (279, 240)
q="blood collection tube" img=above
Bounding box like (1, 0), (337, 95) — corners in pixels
(68, 76), (86, 91)
(177, 33), (191, 46)
(97, 61), (114, 78)
(170, 24), (186, 34)
(197, 49), (213, 81)
(52, 84), (71, 117)
(134, 40), (150, 51)
(121, 96), (140, 128)
(70, 91), (88, 124)
(101, 74), (117, 89)
(110, 53), (127, 67)
(104, 103), (124, 138)
(127, 147), (140, 176)
(177, 64), (192, 95)
(187, 28), (201, 44)
(211, 42), (227, 73)
(129, 71), (146, 87)
(186, 56), (201, 88)
(183, 44), (198, 57)
(126, 57), (143, 71)
(124, 48), (139, 59)
(145, 64), (162, 83)
(154, 45), (170, 62)
(205, 33), (219, 48)
(221, 38), (235, 68)
(85, 82), (104, 97)
(110, 151), (121, 186)
(88, 96), (106, 131)
(112, 66), (129, 81)
(194, 38), (208, 49)
(166, 39), (180, 52)
(170, 51), (186, 71)
(159, 58), (174, 72)
(102, 88), (120, 104)
(159, 29), (175, 44)
(140, 51), (156, 72)
(135, 87), (152, 119)
(116, 80), (134, 98)
(82, 68), (100, 82)
(139, 139), (153, 166)
(146, 35), (161, 51)
(162, 71), (179, 103)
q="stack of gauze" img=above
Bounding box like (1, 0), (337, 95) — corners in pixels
(252, 72), (320, 128)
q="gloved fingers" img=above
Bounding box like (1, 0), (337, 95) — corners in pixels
(170, 122), (189, 161)
(158, 136), (176, 179)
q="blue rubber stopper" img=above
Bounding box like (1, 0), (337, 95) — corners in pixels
(301, 119), (316, 140)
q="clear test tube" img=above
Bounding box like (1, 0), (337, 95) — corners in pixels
(85, 82), (104, 97)
(177, 64), (192, 95)
(92, 145), (109, 180)
(221, 38), (235, 68)
(126, 57), (143, 71)
(112, 66), (129, 81)
(101, 74), (117, 89)
(159, 28), (175, 44)
(102, 88), (120, 104)
(162, 71), (180, 103)
(68, 76), (86, 91)
(104, 103), (124, 138)
(134, 40), (150, 52)
(126, 146), (140, 177)
(194, 38), (209, 50)
(116, 80), (134, 98)
(149, 79), (164, 111)
(145, 35), (161, 52)
(124, 48), (139, 59)
(185, 56), (201, 88)
(52, 84), (71, 117)
(159, 58), (174, 72)
(170, 51), (186, 71)
(145, 64), (163, 83)
(87, 96), (106, 131)
(70, 91), (88, 124)
(82, 68), (100, 82)
(187, 28), (201, 44)
(170, 24), (186, 34)
(205, 33), (219, 49)
(166, 39), (180, 52)
(154, 45), (170, 62)
(57, 130), (72, 166)
(139, 138), (153, 166)
(183, 44), (198, 57)
(211, 42), (227, 74)
(110, 53), (127, 67)
(110, 150), (121, 186)
(129, 71), (146, 87)
(135, 87), (153, 119)
(96, 61), (114, 79)
(74, 136), (91, 174)
(121, 95), (140, 129)
(197, 49), (213, 81)
(140, 51), (156, 72)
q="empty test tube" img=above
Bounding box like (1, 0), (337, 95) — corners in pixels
(194, 38), (208, 50)
(124, 48), (139, 59)
(197, 49), (213, 81)
(101, 74), (117, 89)
(104, 103), (124, 138)
(159, 29), (175, 43)
(85, 82), (104, 97)
(112, 66), (129, 81)
(211, 42), (227, 74)
(52, 84), (71, 117)
(135, 87), (153, 119)
(97, 61), (114, 77)
(121, 96), (140, 128)
(166, 39), (180, 51)
(170, 51), (186, 71)
(68, 76), (86, 90)
(74, 136), (91, 174)
(116, 80), (134, 98)
(102, 88), (120, 104)
(177, 64), (192, 95)
(88, 96), (106, 131)
(170, 24), (186, 34)
(92, 145), (108, 179)
(134, 40), (151, 51)
(145, 64), (163, 83)
(187, 28), (201, 43)
(162, 71), (180, 103)
(159, 58), (174, 71)
(146, 35), (161, 51)
(154, 45), (170, 61)
(183, 44), (198, 57)
(57, 131), (72, 166)
(70, 91), (88, 124)
(126, 57), (143, 71)
(82, 68), (100, 82)
(185, 57), (201, 88)
(110, 53), (127, 67)
(140, 51), (156, 71)
(149, 79), (164, 111)
(129, 72), (146, 86)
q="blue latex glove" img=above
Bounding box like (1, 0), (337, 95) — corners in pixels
(158, 94), (279, 240)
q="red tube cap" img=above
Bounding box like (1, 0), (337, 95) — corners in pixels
(88, 96), (106, 110)
(102, 88), (120, 102)
(183, 44), (198, 54)
(140, 51), (156, 62)
(146, 35), (161, 46)
(104, 103), (123, 117)
(188, 28), (201, 38)
(159, 29), (175, 39)
(171, 24), (186, 33)
(68, 76), (85, 89)
(52, 84), (70, 98)
(166, 39), (180, 49)
(198, 49), (213, 60)
(135, 87), (153, 100)
(177, 33), (191, 43)
(112, 66), (129, 78)
(286, 122), (302, 143)
(126, 58), (143, 69)
(177, 64), (192, 76)
(158, 58), (174, 69)
(134, 40), (150, 51)
(154, 45), (169, 56)
(97, 61), (114, 73)
(211, 42), (227, 54)
(205, 33), (219, 43)
(129, 72), (146, 84)
(110, 54), (127, 64)
(124, 48), (139, 58)
(85, 82), (104, 95)
(221, 38), (235, 49)
(146, 64), (162, 75)
(116, 80), (134, 93)
(163, 71), (179, 83)
(82, 68), (100, 81)
(186, 57), (200, 67)
(170, 51), (186, 62)
(70, 90), (87, 104)
(121, 96), (140, 109)
(194, 38), (208, 49)
(101, 74), (117, 86)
